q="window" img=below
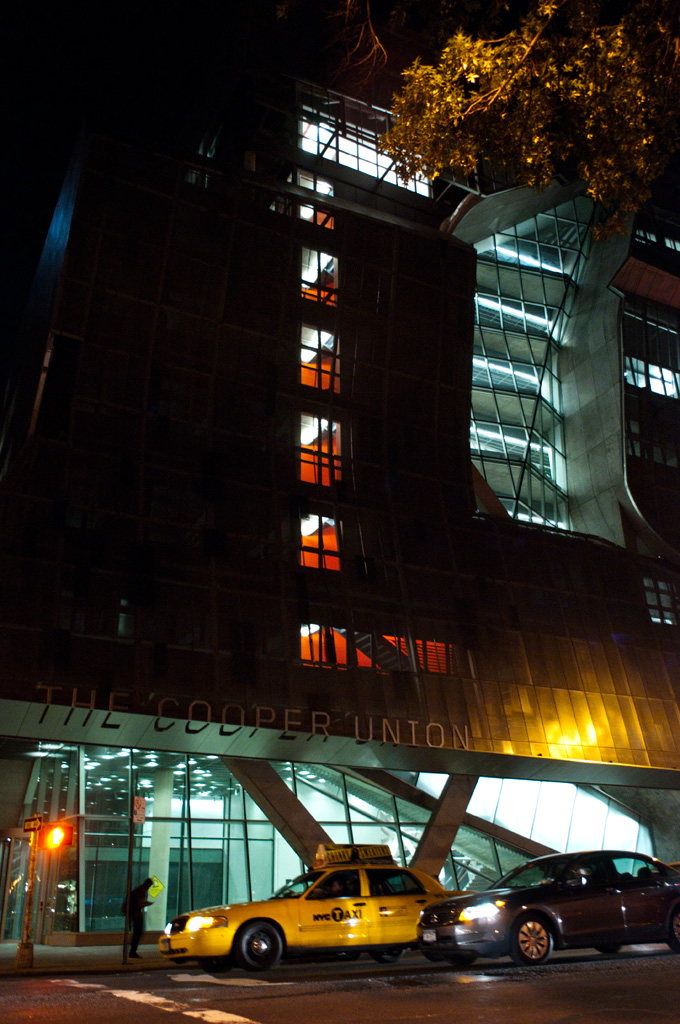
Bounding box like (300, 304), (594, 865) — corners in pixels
(300, 624), (348, 666)
(366, 869), (425, 896)
(300, 514), (340, 570)
(300, 325), (339, 391)
(296, 170), (335, 229)
(624, 354), (680, 398)
(300, 413), (341, 485)
(644, 576), (679, 625)
(301, 248), (338, 305)
(298, 87), (431, 196)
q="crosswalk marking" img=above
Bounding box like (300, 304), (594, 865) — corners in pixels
(109, 988), (260, 1023)
(170, 973), (293, 987)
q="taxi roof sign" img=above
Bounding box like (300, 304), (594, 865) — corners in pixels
(314, 843), (395, 868)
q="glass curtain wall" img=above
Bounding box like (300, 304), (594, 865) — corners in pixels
(471, 198), (594, 527)
(412, 773), (653, 861)
(8, 742), (532, 938)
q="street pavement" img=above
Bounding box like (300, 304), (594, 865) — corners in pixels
(0, 938), (168, 977)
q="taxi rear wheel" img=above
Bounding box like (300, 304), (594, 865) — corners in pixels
(234, 920), (284, 971)
(369, 949), (403, 964)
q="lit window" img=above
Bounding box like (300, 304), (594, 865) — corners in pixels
(301, 248), (338, 305)
(296, 171), (335, 228)
(300, 324), (339, 391)
(624, 355), (680, 398)
(298, 106), (431, 196)
(117, 599), (135, 639)
(271, 173), (334, 228)
(300, 624), (347, 666)
(644, 576), (679, 625)
(300, 514), (340, 570)
(415, 640), (455, 674)
(300, 414), (341, 485)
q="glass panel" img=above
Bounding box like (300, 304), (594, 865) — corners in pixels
(82, 818), (130, 932)
(2, 838), (31, 940)
(450, 825), (499, 888)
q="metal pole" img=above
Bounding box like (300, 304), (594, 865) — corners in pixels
(122, 752), (134, 965)
(16, 831), (39, 968)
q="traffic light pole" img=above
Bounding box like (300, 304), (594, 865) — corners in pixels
(16, 830), (39, 969)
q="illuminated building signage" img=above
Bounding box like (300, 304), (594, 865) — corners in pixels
(35, 685), (470, 751)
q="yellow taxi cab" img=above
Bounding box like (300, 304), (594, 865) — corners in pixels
(159, 843), (454, 971)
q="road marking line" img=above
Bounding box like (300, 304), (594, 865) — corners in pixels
(49, 980), (106, 988)
(109, 988), (259, 1023)
(170, 973), (294, 987)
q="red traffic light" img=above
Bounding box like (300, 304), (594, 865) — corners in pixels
(39, 824), (74, 849)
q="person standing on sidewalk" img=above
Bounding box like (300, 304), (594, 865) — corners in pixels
(126, 878), (153, 959)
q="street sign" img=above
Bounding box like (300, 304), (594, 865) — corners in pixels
(23, 815), (42, 833)
(132, 796), (146, 823)
(148, 875), (165, 899)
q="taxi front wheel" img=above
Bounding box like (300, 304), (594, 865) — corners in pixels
(234, 920), (284, 971)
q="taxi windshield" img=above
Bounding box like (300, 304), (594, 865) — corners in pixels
(269, 871), (323, 899)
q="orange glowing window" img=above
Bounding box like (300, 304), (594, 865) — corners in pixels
(301, 248), (338, 306)
(300, 325), (339, 392)
(300, 414), (341, 485)
(300, 625), (348, 666)
(300, 515), (340, 571)
(415, 640), (452, 673)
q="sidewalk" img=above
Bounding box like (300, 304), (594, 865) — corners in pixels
(0, 938), (169, 977)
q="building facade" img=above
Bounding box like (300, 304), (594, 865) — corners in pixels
(2, 74), (680, 944)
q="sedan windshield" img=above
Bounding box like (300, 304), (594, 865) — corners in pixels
(270, 871), (323, 899)
(491, 856), (572, 890)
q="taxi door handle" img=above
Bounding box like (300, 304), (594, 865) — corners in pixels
(353, 902), (366, 907)
(416, 899), (428, 904)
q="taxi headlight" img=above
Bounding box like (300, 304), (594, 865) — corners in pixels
(187, 915), (228, 932)
(458, 900), (505, 923)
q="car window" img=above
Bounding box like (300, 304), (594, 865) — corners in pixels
(366, 869), (426, 897)
(270, 871), (323, 898)
(563, 855), (612, 887)
(494, 856), (571, 889)
(306, 870), (361, 899)
(612, 855), (664, 884)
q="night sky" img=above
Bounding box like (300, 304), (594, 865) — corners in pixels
(2, 2), (318, 378)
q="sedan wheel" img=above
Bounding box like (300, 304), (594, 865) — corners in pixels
(668, 904), (680, 952)
(234, 920), (284, 971)
(510, 914), (553, 966)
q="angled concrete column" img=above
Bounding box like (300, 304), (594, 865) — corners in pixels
(411, 775), (478, 877)
(222, 757), (331, 867)
(145, 768), (173, 931)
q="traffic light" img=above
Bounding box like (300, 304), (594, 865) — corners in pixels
(39, 824), (74, 849)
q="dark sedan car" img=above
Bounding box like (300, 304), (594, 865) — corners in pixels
(418, 850), (680, 967)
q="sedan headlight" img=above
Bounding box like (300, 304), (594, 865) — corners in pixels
(187, 915), (228, 932)
(458, 900), (505, 923)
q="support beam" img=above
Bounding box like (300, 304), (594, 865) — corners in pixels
(411, 775), (478, 877)
(222, 757), (331, 867)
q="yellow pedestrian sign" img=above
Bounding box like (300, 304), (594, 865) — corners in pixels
(148, 876), (165, 900)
